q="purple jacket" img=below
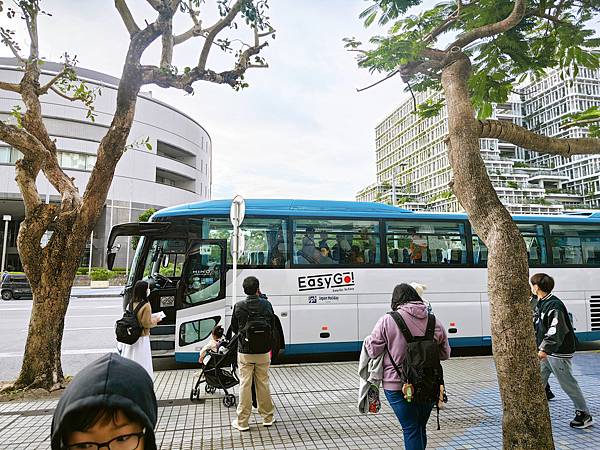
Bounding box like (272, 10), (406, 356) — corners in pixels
(365, 303), (451, 391)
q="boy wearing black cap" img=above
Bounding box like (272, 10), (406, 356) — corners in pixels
(51, 353), (158, 450)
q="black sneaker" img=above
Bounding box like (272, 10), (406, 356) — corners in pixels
(570, 410), (594, 429)
(545, 385), (555, 401)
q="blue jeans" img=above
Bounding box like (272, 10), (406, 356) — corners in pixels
(385, 389), (434, 450)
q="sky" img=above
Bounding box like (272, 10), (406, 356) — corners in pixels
(2, 0), (423, 202)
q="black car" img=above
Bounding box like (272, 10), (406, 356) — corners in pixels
(1, 274), (32, 300)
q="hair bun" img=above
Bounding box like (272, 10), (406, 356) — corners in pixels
(409, 282), (427, 297)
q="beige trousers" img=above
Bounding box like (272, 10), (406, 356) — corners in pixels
(237, 352), (275, 426)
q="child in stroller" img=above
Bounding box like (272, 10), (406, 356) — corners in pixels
(198, 325), (225, 366)
(190, 332), (239, 407)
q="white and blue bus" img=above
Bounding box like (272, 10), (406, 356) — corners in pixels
(107, 199), (600, 363)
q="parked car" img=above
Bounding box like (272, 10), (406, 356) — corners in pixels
(1, 274), (32, 300)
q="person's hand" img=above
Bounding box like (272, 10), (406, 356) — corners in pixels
(538, 350), (548, 360)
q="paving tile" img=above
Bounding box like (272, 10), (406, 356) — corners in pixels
(0, 353), (598, 449)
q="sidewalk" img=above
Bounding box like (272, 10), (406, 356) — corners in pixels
(1, 353), (598, 449)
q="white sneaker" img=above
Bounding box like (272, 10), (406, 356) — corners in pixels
(231, 419), (249, 431)
(262, 418), (276, 427)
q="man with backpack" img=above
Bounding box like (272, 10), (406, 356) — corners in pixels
(230, 276), (276, 431)
(365, 283), (450, 450)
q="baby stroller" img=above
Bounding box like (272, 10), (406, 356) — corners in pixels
(190, 334), (239, 407)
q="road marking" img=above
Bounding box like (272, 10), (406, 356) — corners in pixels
(20, 326), (114, 332)
(0, 305), (121, 312)
(64, 326), (114, 331)
(0, 348), (116, 358)
(67, 315), (117, 318)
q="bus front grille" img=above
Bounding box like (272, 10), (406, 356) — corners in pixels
(591, 295), (600, 331)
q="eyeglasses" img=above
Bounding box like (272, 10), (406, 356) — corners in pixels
(63, 429), (145, 450)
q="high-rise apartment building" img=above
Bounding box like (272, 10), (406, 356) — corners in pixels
(357, 68), (600, 214)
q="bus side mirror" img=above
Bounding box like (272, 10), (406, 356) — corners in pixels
(107, 252), (116, 271)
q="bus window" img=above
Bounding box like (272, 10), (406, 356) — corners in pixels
(472, 236), (488, 266)
(473, 224), (547, 267)
(183, 243), (224, 306)
(205, 218), (288, 267)
(517, 224), (547, 266)
(292, 219), (380, 265)
(550, 224), (600, 266)
(142, 239), (186, 278)
(386, 221), (467, 265)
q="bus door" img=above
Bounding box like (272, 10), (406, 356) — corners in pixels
(107, 222), (188, 356)
(174, 239), (227, 363)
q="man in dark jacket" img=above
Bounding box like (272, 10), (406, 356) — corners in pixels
(530, 294), (555, 401)
(230, 276), (276, 431)
(531, 273), (593, 429)
(51, 353), (158, 450)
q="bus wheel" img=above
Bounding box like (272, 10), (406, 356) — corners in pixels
(1, 291), (12, 301)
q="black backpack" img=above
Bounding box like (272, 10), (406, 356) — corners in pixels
(241, 301), (272, 354)
(386, 311), (446, 428)
(115, 300), (146, 345)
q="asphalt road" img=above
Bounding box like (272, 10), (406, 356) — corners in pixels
(2, 296), (598, 382)
(0, 296), (122, 381)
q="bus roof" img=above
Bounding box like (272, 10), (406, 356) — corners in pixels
(153, 199), (600, 223)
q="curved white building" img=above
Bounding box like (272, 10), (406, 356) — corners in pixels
(0, 58), (211, 270)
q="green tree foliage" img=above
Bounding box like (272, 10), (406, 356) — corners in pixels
(563, 105), (600, 137)
(131, 208), (158, 251)
(347, 0), (600, 122)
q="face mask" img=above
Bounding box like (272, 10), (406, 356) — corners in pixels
(530, 285), (537, 296)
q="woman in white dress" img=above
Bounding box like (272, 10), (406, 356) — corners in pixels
(121, 280), (161, 380)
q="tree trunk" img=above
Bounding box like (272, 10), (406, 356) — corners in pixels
(441, 54), (554, 449)
(13, 223), (89, 390)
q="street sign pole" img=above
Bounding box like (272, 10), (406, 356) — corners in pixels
(229, 196), (245, 312)
(1, 215), (11, 273)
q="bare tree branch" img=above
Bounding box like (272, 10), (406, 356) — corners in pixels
(160, 20), (174, 68)
(23, 4), (40, 60)
(0, 28), (26, 62)
(186, 0), (200, 24)
(16, 202), (58, 285)
(115, 0), (141, 36)
(79, 18), (164, 227)
(37, 68), (71, 95)
(561, 117), (600, 129)
(0, 81), (22, 93)
(146, 0), (163, 11)
(198, 0), (244, 71)
(357, 70), (399, 92)
(478, 119), (600, 156)
(423, 7), (462, 44)
(48, 86), (79, 102)
(142, 8), (273, 92)
(173, 23), (205, 44)
(448, 0), (526, 50)
(0, 121), (46, 209)
(399, 57), (445, 81)
(173, 0), (204, 44)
